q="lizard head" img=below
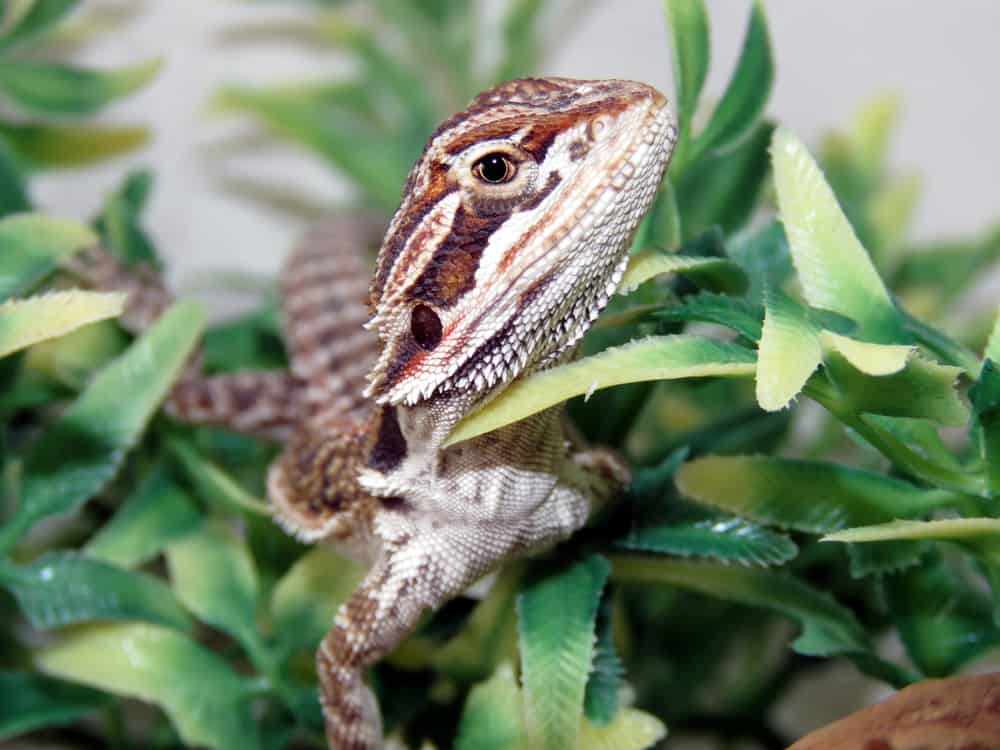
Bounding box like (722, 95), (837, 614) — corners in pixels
(365, 77), (677, 406)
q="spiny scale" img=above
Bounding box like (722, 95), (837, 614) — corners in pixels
(67, 77), (677, 750)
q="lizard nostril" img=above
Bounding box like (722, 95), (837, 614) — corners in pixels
(410, 304), (443, 350)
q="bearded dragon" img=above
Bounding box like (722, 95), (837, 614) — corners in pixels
(69, 77), (676, 749)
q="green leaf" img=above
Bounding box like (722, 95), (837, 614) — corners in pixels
(0, 137), (31, 217)
(23, 317), (126, 388)
(0, 290), (123, 358)
(663, 0), (709, 137)
(446, 335), (756, 446)
(0, 670), (108, 742)
(756, 288), (822, 411)
(676, 455), (959, 534)
(582, 592), (622, 725)
(620, 509), (797, 567)
(579, 710), (667, 750)
(727, 219), (792, 306)
(85, 467), (202, 568)
(655, 292), (763, 341)
(497, 0), (545, 80)
(0, 552), (191, 631)
(0, 302), (204, 552)
(96, 168), (158, 264)
(166, 521), (260, 655)
(0, 122), (150, 167)
(0, 213), (96, 300)
(36, 623), (260, 750)
(518, 555), (609, 750)
(455, 662), (525, 750)
(881, 555), (1000, 676)
(167, 437), (270, 517)
(845, 540), (929, 579)
(612, 556), (868, 656)
(270, 545), (366, 654)
(824, 352), (968, 426)
(693, 0), (773, 155)
(0, 0), (79, 53)
(618, 249), (747, 296)
(0, 58), (161, 115)
(771, 127), (904, 341)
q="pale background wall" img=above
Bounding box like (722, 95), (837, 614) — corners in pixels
(31, 1), (1000, 299)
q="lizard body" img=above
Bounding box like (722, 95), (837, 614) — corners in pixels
(69, 76), (676, 749)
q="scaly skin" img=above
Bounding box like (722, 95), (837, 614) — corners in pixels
(67, 77), (677, 749)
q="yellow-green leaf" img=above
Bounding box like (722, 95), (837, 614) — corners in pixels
(818, 330), (911, 376)
(756, 290), (821, 411)
(618, 250), (747, 296)
(0, 290), (123, 358)
(771, 128), (903, 341)
(0, 213), (96, 300)
(446, 336), (756, 446)
(167, 437), (269, 516)
(579, 709), (667, 750)
(0, 123), (149, 168)
(455, 662), (524, 750)
(824, 518), (1000, 564)
(36, 623), (259, 750)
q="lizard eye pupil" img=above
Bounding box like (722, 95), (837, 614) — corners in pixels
(473, 153), (515, 184)
(410, 304), (442, 350)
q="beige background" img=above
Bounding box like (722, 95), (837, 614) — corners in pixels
(31, 1), (1000, 297)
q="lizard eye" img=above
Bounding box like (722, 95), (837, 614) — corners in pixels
(410, 303), (442, 350)
(472, 153), (516, 184)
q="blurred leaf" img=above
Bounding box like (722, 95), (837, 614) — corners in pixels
(756, 288), (822, 411)
(519, 555), (609, 750)
(819, 330), (911, 376)
(0, 137), (30, 217)
(0, 302), (204, 552)
(0, 212), (96, 300)
(579, 709), (667, 750)
(0, 670), (108, 742)
(167, 436), (269, 517)
(455, 662), (524, 750)
(663, 0), (709, 138)
(37, 623), (260, 750)
(772, 127), (905, 341)
(618, 249), (747, 296)
(846, 540), (928, 579)
(676, 455), (959, 534)
(85, 467), (201, 568)
(270, 545), (365, 654)
(0, 552), (191, 631)
(620, 509), (797, 566)
(96, 168), (157, 264)
(882, 555), (1000, 676)
(446, 335), (756, 446)
(655, 291), (763, 341)
(851, 92), (901, 185)
(23, 317), (126, 388)
(0, 0), (79, 53)
(0, 122), (149, 167)
(166, 521), (260, 654)
(612, 556), (868, 656)
(0, 58), (161, 115)
(582, 592), (622, 725)
(0, 290), (122, 358)
(692, 0), (773, 156)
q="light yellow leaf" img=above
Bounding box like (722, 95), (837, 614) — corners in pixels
(756, 292), (821, 411)
(818, 330), (912, 376)
(0, 290), (123, 358)
(579, 708), (667, 750)
(446, 336), (756, 446)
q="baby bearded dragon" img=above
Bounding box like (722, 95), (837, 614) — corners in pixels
(68, 77), (676, 749)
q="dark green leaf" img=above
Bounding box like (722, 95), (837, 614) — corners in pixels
(95, 169), (158, 264)
(455, 663), (524, 750)
(655, 292), (763, 341)
(0, 302), (204, 552)
(0, 552), (191, 631)
(0, 137), (30, 217)
(727, 219), (791, 306)
(0, 670), (107, 742)
(692, 0), (773, 155)
(583, 592), (623, 726)
(846, 540), (929, 578)
(663, 0), (709, 135)
(519, 555), (609, 750)
(612, 556), (868, 656)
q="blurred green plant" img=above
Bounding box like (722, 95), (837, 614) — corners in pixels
(1, 1), (999, 749)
